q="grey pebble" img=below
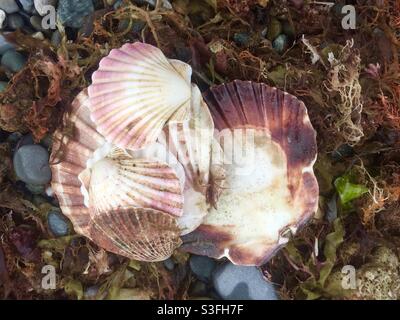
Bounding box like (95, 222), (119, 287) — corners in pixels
(7, 13), (25, 30)
(0, 34), (14, 54)
(0, 0), (20, 14)
(13, 144), (52, 185)
(47, 210), (70, 237)
(26, 183), (46, 195)
(0, 9), (6, 29)
(18, 0), (35, 13)
(57, 0), (94, 29)
(189, 255), (217, 282)
(30, 15), (44, 31)
(212, 263), (279, 300)
(0, 81), (8, 93)
(272, 34), (289, 54)
(1, 49), (27, 73)
(163, 258), (175, 271)
(51, 30), (61, 46)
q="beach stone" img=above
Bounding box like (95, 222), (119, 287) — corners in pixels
(51, 30), (61, 46)
(26, 183), (46, 195)
(1, 49), (27, 72)
(7, 13), (25, 30)
(34, 0), (57, 16)
(57, 0), (94, 28)
(13, 144), (52, 185)
(47, 210), (70, 237)
(272, 34), (289, 54)
(163, 258), (175, 271)
(0, 34), (15, 54)
(189, 255), (217, 282)
(0, 0), (19, 14)
(0, 81), (8, 93)
(0, 9), (6, 29)
(18, 0), (35, 13)
(30, 15), (44, 30)
(212, 263), (279, 300)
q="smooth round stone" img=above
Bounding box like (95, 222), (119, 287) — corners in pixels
(31, 31), (45, 40)
(163, 258), (175, 271)
(57, 0), (94, 29)
(18, 0), (35, 13)
(47, 210), (70, 237)
(212, 263), (279, 300)
(189, 255), (217, 282)
(1, 49), (27, 73)
(0, 81), (8, 93)
(26, 183), (46, 195)
(0, 0), (19, 14)
(51, 30), (61, 46)
(272, 34), (289, 54)
(7, 13), (25, 30)
(233, 33), (250, 47)
(30, 15), (44, 31)
(34, 0), (57, 16)
(0, 34), (15, 54)
(0, 9), (6, 29)
(13, 144), (52, 185)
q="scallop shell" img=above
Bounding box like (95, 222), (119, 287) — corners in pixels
(88, 42), (193, 151)
(161, 85), (226, 234)
(50, 89), (106, 236)
(50, 90), (185, 263)
(80, 146), (184, 217)
(182, 80), (319, 266)
(164, 85), (215, 192)
(89, 207), (182, 262)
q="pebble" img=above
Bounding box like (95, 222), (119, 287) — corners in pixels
(51, 30), (61, 46)
(0, 34), (15, 54)
(189, 255), (217, 282)
(34, 0), (57, 16)
(233, 33), (250, 47)
(0, 81), (8, 93)
(0, 0), (20, 14)
(57, 0), (94, 29)
(0, 9), (6, 29)
(18, 0), (35, 13)
(7, 13), (25, 30)
(32, 31), (45, 40)
(272, 34), (289, 54)
(47, 210), (70, 237)
(30, 15), (44, 31)
(13, 144), (52, 185)
(163, 258), (175, 271)
(26, 183), (46, 194)
(1, 49), (27, 73)
(212, 263), (279, 300)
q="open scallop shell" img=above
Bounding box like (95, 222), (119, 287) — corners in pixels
(88, 42), (193, 151)
(89, 207), (182, 262)
(50, 90), (185, 262)
(50, 89), (106, 236)
(79, 146), (184, 218)
(181, 81), (319, 266)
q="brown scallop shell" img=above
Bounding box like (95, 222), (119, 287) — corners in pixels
(181, 80), (319, 266)
(89, 207), (182, 262)
(50, 89), (106, 236)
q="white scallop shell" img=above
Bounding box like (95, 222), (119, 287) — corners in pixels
(79, 146), (184, 218)
(88, 42), (193, 151)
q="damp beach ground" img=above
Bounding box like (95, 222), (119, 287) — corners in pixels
(0, 0), (399, 300)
